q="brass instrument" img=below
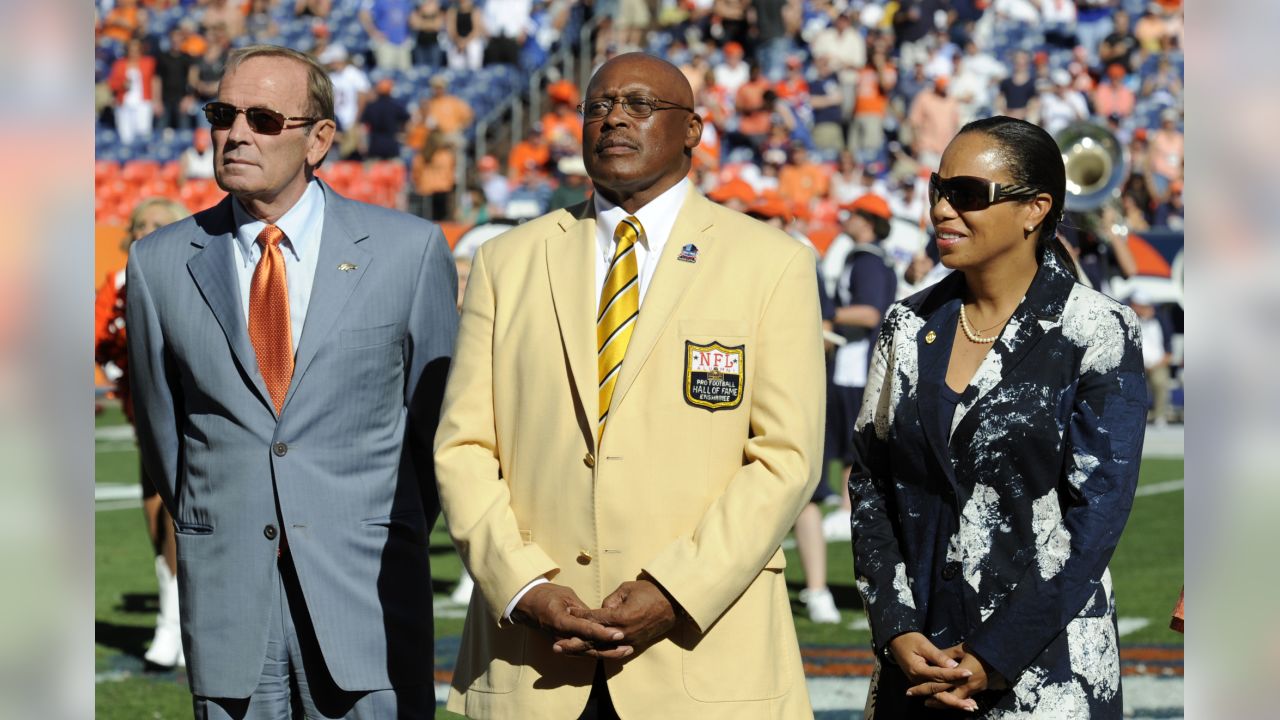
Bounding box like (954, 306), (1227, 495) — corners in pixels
(1055, 121), (1130, 239)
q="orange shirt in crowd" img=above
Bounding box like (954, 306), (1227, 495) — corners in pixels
(1150, 128), (1184, 180)
(426, 95), (474, 136)
(412, 148), (457, 195)
(853, 64), (892, 117)
(1092, 83), (1135, 118)
(778, 162), (830, 207)
(540, 109), (583, 148)
(102, 5), (145, 43)
(507, 138), (551, 183)
(108, 56), (158, 103)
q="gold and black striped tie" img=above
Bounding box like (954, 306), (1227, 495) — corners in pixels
(597, 216), (642, 440)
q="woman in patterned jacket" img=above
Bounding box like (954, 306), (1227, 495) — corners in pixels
(849, 116), (1147, 718)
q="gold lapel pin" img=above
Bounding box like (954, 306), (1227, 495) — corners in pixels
(925, 330), (937, 344)
(338, 263), (358, 272)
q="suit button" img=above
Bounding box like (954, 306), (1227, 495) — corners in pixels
(264, 524), (278, 540)
(272, 442), (288, 457)
(941, 562), (960, 581)
(576, 551), (592, 565)
(583, 452), (595, 468)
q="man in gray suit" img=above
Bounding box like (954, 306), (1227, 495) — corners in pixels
(127, 45), (457, 718)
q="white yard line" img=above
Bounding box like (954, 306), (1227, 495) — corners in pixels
(1136, 478), (1184, 497)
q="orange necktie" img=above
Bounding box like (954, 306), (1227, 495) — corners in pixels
(249, 224), (293, 413)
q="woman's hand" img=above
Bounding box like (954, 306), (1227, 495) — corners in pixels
(888, 632), (972, 687)
(906, 644), (1009, 713)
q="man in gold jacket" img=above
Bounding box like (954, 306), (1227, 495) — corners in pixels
(434, 53), (825, 719)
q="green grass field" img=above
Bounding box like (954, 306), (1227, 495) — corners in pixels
(95, 405), (1182, 718)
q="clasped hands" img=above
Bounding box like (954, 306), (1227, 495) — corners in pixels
(889, 632), (1008, 713)
(511, 576), (679, 660)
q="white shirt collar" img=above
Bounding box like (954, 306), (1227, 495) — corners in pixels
(232, 180), (324, 262)
(593, 177), (690, 261)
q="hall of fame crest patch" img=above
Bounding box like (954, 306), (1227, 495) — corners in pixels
(684, 341), (745, 411)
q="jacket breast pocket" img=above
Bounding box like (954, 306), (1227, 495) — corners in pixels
(340, 323), (403, 349)
(679, 320), (750, 413)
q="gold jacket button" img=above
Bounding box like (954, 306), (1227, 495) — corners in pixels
(576, 551), (592, 565)
(583, 452), (595, 468)
(925, 330), (937, 344)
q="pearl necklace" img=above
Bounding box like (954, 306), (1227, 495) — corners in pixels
(958, 303), (1008, 344)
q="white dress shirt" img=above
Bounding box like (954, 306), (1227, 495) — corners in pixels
(231, 180), (326, 353)
(502, 177), (692, 621)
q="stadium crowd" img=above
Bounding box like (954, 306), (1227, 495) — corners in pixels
(96, 0), (1184, 632)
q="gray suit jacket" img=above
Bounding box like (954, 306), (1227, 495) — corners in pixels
(126, 181), (458, 698)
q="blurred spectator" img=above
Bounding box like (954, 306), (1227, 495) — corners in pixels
(731, 64), (773, 155)
(1139, 54), (1183, 106)
(714, 41), (751, 96)
(773, 54), (810, 121)
(1129, 290), (1174, 426)
(482, 0), (531, 67)
(294, 0), (333, 18)
(361, 0), (415, 71)
(476, 154), (511, 215)
(444, 0), (485, 71)
(107, 38), (159, 145)
(752, 0), (795, 81)
(947, 55), (991, 126)
(907, 75), (959, 168)
(101, 0), (149, 44)
(1098, 8), (1138, 71)
(892, 0), (946, 72)
(809, 53), (845, 152)
(322, 45), (372, 159)
(615, 0), (651, 50)
(1035, 69), (1088, 136)
(778, 145), (830, 209)
(1149, 107), (1183, 197)
(679, 47), (712, 98)
(409, 0), (445, 68)
(541, 95), (582, 162)
(1074, 0), (1116, 66)
(1122, 172), (1155, 229)
(155, 27), (196, 130)
(1041, 0), (1078, 48)
(829, 149), (867, 206)
(412, 75), (473, 149)
(1093, 63), (1135, 119)
(850, 48), (895, 156)
(507, 123), (551, 184)
(361, 78), (410, 161)
(812, 12), (866, 82)
(503, 163), (555, 218)
(710, 0), (752, 51)
(823, 192), (897, 538)
(178, 128), (215, 182)
(548, 155), (590, 211)
(245, 0), (281, 43)
(308, 22), (332, 58)
(1133, 5), (1179, 55)
(201, 0), (245, 40)
(187, 25), (231, 122)
(175, 18), (209, 56)
(410, 129), (457, 219)
(1153, 178), (1184, 230)
(456, 184), (491, 225)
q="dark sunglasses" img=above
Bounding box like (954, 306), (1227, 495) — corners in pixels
(577, 95), (694, 120)
(203, 102), (322, 135)
(928, 173), (1042, 212)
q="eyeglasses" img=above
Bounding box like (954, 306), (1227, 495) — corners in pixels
(576, 95), (695, 120)
(928, 173), (1042, 212)
(203, 102), (322, 135)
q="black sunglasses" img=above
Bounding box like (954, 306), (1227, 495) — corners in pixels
(577, 95), (695, 120)
(928, 173), (1042, 212)
(203, 102), (322, 135)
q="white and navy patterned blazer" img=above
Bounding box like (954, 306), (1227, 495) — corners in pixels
(850, 252), (1148, 718)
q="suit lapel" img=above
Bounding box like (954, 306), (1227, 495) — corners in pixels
(546, 203), (600, 449)
(914, 294), (962, 487)
(186, 197), (276, 415)
(608, 187), (713, 422)
(282, 183), (372, 413)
